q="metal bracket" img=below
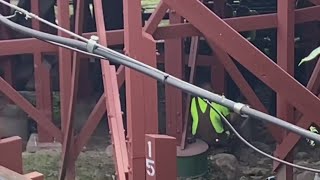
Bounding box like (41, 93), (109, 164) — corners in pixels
(86, 35), (99, 53)
(233, 102), (246, 114)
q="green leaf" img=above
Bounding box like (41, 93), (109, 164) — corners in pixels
(298, 46), (320, 66)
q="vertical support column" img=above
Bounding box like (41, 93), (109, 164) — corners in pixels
(56, 0), (73, 179)
(145, 134), (176, 180)
(210, 0), (226, 94)
(123, 0), (158, 179)
(164, 11), (184, 144)
(180, 35), (199, 149)
(31, 0), (54, 142)
(57, 0), (72, 133)
(59, 0), (86, 179)
(275, 0), (295, 179)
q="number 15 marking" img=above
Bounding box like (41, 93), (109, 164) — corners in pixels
(146, 141), (155, 176)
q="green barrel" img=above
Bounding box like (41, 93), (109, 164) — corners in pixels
(176, 139), (209, 178)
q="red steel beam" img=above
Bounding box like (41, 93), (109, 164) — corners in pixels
(275, 0), (295, 179)
(210, 0), (226, 97)
(208, 31), (280, 142)
(56, 0), (72, 134)
(180, 36), (199, 149)
(162, 0), (320, 127)
(145, 134), (176, 180)
(144, 1), (169, 35)
(273, 108), (319, 171)
(153, 5), (320, 39)
(274, 61), (320, 171)
(59, 0), (84, 179)
(1, 5), (320, 56)
(0, 77), (62, 141)
(74, 52), (212, 155)
(93, 0), (129, 179)
(0, 29), (123, 56)
(31, 0), (54, 143)
(123, 0), (159, 179)
(164, 12), (184, 144)
(210, 45), (273, 123)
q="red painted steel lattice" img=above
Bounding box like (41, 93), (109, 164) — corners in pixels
(0, 0), (319, 180)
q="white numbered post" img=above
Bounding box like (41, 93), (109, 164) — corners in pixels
(145, 134), (176, 180)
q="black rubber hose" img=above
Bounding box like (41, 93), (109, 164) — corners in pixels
(1, 14), (320, 144)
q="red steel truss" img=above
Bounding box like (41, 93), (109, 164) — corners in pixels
(0, 0), (319, 179)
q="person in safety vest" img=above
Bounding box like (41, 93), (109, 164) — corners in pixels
(190, 82), (239, 147)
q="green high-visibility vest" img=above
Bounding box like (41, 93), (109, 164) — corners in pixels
(190, 97), (230, 135)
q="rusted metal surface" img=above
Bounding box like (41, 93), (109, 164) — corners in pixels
(164, 12), (184, 144)
(145, 134), (176, 180)
(0, 136), (23, 174)
(275, 0), (295, 179)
